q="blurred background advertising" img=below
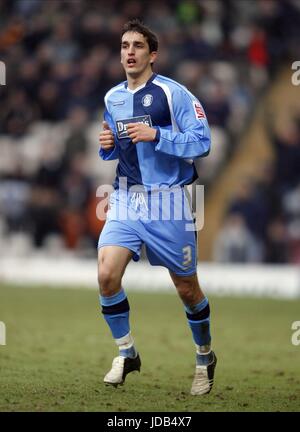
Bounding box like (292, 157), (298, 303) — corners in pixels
(0, 0), (300, 294)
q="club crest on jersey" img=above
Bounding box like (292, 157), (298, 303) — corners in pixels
(116, 115), (152, 139)
(142, 94), (153, 107)
(193, 101), (206, 119)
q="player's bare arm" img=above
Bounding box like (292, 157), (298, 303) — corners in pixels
(99, 121), (115, 150)
(127, 122), (157, 143)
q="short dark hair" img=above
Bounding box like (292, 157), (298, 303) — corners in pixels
(121, 19), (158, 53)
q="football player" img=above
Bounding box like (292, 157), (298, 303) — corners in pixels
(98, 19), (216, 395)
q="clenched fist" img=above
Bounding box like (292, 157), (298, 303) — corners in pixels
(99, 121), (115, 150)
(127, 123), (157, 144)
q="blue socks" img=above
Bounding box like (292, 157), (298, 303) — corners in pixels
(100, 289), (137, 358)
(185, 297), (212, 366)
(101, 290), (212, 364)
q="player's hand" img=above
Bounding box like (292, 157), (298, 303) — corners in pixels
(127, 123), (157, 144)
(99, 121), (115, 150)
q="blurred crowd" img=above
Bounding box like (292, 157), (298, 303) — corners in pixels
(214, 117), (300, 264)
(0, 0), (299, 262)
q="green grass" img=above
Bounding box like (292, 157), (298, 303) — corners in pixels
(0, 284), (300, 412)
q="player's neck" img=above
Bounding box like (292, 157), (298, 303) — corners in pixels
(126, 69), (153, 90)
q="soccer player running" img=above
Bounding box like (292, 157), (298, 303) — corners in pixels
(98, 19), (216, 395)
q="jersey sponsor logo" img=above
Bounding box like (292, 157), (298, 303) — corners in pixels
(116, 115), (152, 139)
(142, 94), (153, 107)
(193, 101), (206, 119)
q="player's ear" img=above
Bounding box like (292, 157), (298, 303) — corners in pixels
(150, 51), (157, 65)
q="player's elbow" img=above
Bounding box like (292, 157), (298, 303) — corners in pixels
(203, 136), (211, 157)
(196, 134), (211, 158)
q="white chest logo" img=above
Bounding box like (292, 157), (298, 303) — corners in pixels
(142, 94), (153, 107)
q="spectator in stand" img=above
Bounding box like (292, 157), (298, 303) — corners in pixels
(264, 217), (289, 264)
(272, 121), (300, 195)
(59, 153), (93, 249)
(283, 183), (300, 264)
(214, 213), (263, 263)
(227, 178), (271, 246)
(62, 106), (90, 167)
(1, 89), (38, 137)
(28, 144), (64, 247)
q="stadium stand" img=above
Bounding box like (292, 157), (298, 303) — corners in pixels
(0, 0), (299, 263)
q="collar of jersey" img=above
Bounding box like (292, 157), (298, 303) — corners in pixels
(125, 73), (157, 94)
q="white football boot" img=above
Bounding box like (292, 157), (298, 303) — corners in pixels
(104, 354), (141, 387)
(191, 351), (217, 395)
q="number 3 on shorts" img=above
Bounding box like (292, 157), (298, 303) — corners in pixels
(182, 245), (192, 266)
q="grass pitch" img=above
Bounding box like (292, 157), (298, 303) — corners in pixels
(0, 283), (300, 412)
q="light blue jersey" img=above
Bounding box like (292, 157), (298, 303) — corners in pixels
(99, 73), (211, 190)
(98, 73), (211, 275)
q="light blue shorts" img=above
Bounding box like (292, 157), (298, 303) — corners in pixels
(98, 187), (197, 276)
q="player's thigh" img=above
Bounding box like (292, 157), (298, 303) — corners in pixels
(98, 246), (133, 294)
(98, 219), (143, 262)
(145, 218), (197, 276)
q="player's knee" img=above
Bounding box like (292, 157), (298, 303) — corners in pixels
(178, 287), (196, 305)
(98, 265), (121, 295)
(175, 279), (199, 305)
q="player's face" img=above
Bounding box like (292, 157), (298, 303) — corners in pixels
(121, 31), (157, 77)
